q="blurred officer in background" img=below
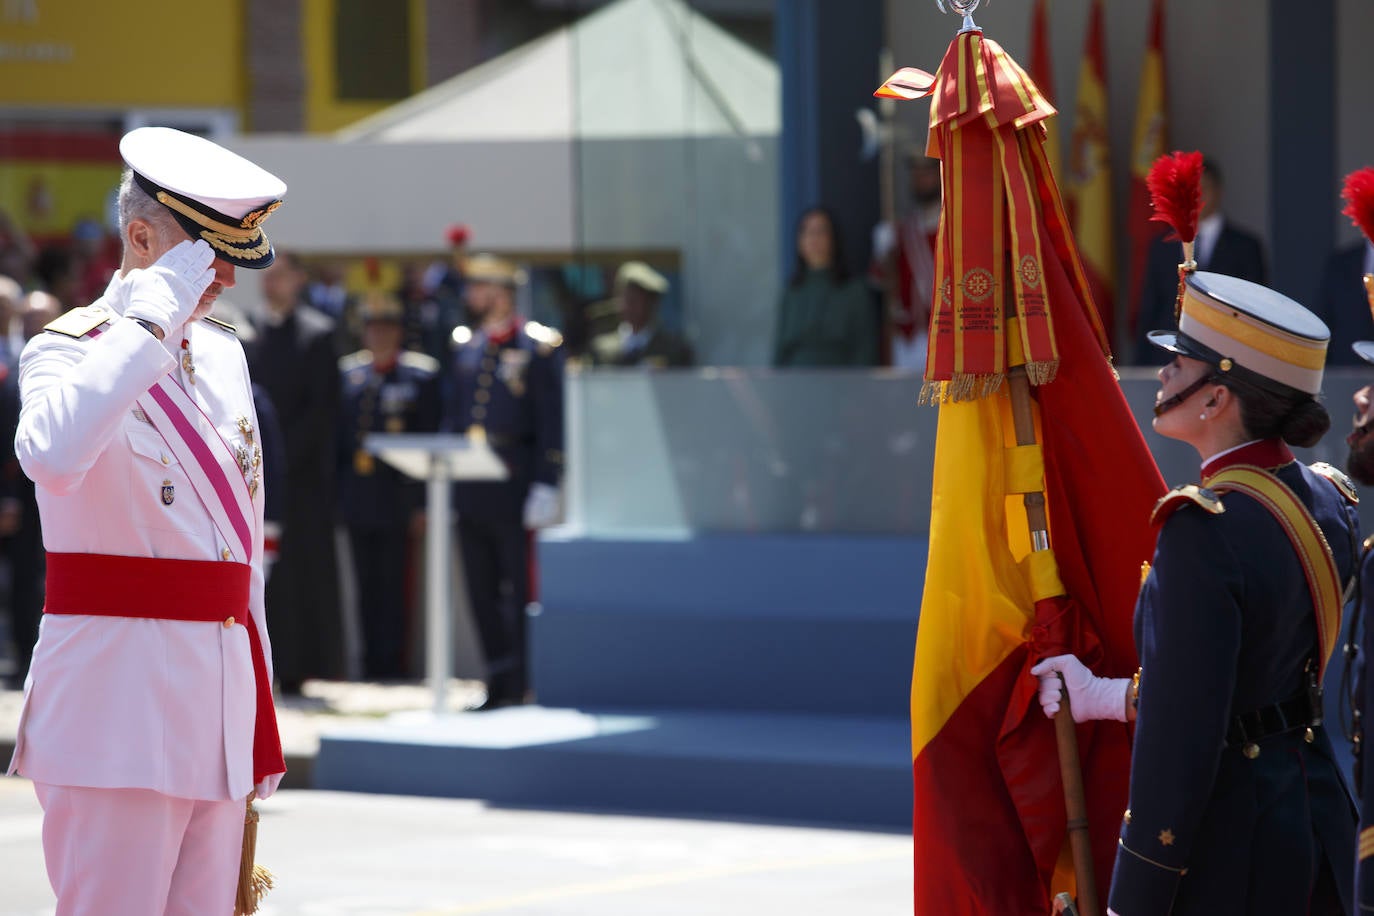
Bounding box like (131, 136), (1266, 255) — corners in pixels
(246, 251), (343, 693)
(338, 292), (441, 680)
(443, 254), (564, 709)
(589, 261), (693, 368)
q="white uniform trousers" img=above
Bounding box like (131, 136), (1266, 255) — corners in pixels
(35, 783), (244, 916)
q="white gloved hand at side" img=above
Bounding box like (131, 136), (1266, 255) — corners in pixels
(124, 239), (216, 336)
(523, 482), (563, 529)
(1029, 654), (1130, 723)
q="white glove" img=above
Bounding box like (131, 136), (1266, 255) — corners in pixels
(124, 239), (216, 336)
(1029, 654), (1130, 723)
(523, 482), (563, 529)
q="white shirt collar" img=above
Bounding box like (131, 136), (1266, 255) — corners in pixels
(1200, 438), (1260, 470)
(1195, 212), (1224, 265)
(618, 322), (654, 352)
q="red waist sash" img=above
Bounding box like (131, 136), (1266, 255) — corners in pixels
(43, 552), (285, 785)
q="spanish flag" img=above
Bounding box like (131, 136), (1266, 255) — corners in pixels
(910, 27), (1166, 913)
(1127, 0), (1170, 335)
(1028, 0), (1061, 179)
(1067, 0), (1116, 343)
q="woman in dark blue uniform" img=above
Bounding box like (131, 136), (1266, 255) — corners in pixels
(1033, 272), (1359, 915)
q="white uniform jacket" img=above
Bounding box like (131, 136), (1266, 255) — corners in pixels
(7, 272), (280, 801)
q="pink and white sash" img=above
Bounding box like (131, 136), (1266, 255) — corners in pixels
(135, 375), (256, 563)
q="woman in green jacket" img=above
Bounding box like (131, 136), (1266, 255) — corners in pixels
(773, 207), (879, 367)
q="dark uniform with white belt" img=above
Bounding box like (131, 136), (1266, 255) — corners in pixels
(338, 294), (440, 679)
(441, 254), (564, 708)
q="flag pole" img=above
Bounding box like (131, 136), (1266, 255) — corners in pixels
(1006, 362), (1101, 916)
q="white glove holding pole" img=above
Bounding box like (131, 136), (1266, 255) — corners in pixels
(1030, 654), (1130, 723)
(124, 239), (216, 337)
(523, 482), (563, 529)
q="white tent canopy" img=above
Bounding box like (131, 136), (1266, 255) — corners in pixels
(230, 0), (780, 364)
(338, 0), (779, 143)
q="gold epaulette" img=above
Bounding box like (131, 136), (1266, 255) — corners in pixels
(339, 350), (373, 372)
(1311, 462), (1360, 506)
(524, 321), (564, 354)
(201, 314), (237, 335)
(399, 350), (440, 373)
(1150, 484), (1225, 527)
(44, 305), (111, 339)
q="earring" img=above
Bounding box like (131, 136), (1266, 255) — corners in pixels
(1199, 413), (1207, 421)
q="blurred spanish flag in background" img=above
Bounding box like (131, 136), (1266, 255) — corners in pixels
(1028, 0), (1061, 179)
(1066, 0), (1115, 343)
(1127, 0), (1170, 335)
(897, 23), (1166, 914)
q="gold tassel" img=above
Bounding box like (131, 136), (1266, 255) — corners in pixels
(235, 797), (274, 916)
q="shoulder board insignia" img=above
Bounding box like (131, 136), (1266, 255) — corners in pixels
(200, 314), (237, 335)
(451, 325), (474, 347)
(1150, 484), (1225, 527)
(399, 350), (440, 373)
(1310, 461), (1359, 506)
(524, 321), (564, 350)
(339, 350), (373, 372)
(44, 306), (110, 339)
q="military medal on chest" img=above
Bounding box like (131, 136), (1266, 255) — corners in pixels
(354, 448), (375, 475)
(180, 338), (195, 385)
(234, 415), (262, 499)
(161, 479), (175, 505)
(498, 349), (529, 397)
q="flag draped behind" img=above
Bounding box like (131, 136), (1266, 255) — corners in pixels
(911, 28), (1166, 914)
(1127, 0), (1169, 336)
(1066, 0), (1115, 343)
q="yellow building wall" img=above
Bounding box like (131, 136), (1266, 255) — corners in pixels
(0, 2), (245, 110)
(302, 0), (427, 133)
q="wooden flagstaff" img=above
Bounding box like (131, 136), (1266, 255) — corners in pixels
(1006, 359), (1099, 916)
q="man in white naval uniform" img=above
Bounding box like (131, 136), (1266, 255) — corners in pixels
(8, 127), (287, 915)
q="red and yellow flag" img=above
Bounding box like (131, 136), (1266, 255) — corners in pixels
(1066, 0), (1115, 342)
(908, 27), (1166, 914)
(1028, 0), (1061, 179)
(1127, 0), (1170, 335)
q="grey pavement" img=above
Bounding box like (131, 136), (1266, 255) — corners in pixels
(0, 682), (913, 914)
(0, 781), (912, 915)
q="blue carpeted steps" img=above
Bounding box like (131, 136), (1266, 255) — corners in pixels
(314, 534), (924, 827)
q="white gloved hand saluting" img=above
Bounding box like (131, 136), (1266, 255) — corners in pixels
(124, 239), (216, 337)
(523, 482), (563, 529)
(1030, 654), (1130, 723)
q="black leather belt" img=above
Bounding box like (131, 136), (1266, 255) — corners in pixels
(1226, 690), (1322, 747)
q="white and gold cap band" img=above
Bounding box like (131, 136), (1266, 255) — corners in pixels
(1148, 271), (1329, 397)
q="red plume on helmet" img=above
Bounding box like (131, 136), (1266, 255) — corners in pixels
(1145, 151), (1204, 322)
(445, 223), (471, 247)
(1341, 168), (1374, 245)
(1341, 167), (1374, 322)
(1145, 150), (1204, 245)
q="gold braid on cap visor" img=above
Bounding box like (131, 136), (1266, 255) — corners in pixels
(155, 191), (275, 261)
